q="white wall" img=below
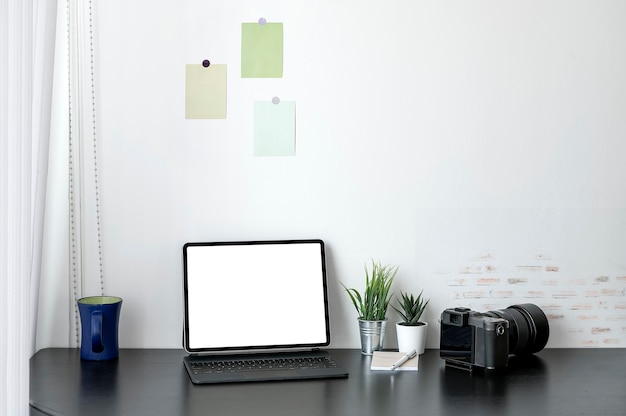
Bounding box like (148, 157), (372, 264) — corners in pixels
(38, 0), (626, 350)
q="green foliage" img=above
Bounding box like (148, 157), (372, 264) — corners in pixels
(342, 261), (397, 321)
(392, 290), (429, 325)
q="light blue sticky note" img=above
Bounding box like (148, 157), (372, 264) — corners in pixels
(253, 101), (296, 157)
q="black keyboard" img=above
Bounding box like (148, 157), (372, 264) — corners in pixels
(190, 356), (340, 374)
(183, 351), (349, 384)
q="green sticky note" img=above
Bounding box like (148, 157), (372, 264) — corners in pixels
(241, 23), (283, 78)
(254, 100), (295, 157)
(185, 64), (227, 119)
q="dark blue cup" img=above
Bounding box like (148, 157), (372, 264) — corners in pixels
(77, 296), (123, 361)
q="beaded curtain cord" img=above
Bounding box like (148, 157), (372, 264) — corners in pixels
(67, 0), (105, 346)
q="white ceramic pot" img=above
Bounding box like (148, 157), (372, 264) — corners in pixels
(396, 321), (428, 354)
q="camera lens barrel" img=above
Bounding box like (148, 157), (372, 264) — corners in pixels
(486, 303), (550, 355)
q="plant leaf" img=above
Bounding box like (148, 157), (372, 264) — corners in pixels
(343, 260), (397, 321)
(393, 290), (429, 325)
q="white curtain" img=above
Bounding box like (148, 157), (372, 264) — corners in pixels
(1, 0), (58, 415)
(34, 0), (106, 352)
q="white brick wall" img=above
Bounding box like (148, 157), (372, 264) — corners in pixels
(415, 209), (626, 348)
(439, 251), (625, 347)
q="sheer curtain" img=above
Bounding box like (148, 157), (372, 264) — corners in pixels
(1, 1), (58, 415)
(34, 0), (106, 352)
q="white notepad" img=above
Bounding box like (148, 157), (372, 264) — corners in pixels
(370, 351), (419, 371)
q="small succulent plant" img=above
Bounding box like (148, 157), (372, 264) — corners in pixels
(392, 290), (429, 326)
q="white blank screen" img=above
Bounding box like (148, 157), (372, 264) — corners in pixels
(184, 240), (330, 352)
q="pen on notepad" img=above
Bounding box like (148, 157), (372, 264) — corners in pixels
(390, 349), (417, 371)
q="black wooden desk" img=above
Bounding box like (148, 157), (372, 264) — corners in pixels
(30, 348), (625, 416)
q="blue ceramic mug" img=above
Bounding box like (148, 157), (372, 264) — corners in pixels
(77, 296), (122, 361)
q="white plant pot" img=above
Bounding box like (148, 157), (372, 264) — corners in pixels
(396, 321), (428, 354)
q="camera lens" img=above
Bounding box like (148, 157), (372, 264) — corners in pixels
(486, 303), (550, 355)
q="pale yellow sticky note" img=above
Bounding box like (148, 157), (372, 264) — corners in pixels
(185, 64), (227, 119)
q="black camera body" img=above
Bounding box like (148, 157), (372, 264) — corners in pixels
(440, 303), (549, 372)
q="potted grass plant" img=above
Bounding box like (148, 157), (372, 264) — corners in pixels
(392, 290), (430, 354)
(342, 261), (397, 355)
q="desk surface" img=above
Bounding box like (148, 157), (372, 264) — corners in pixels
(31, 348), (625, 416)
